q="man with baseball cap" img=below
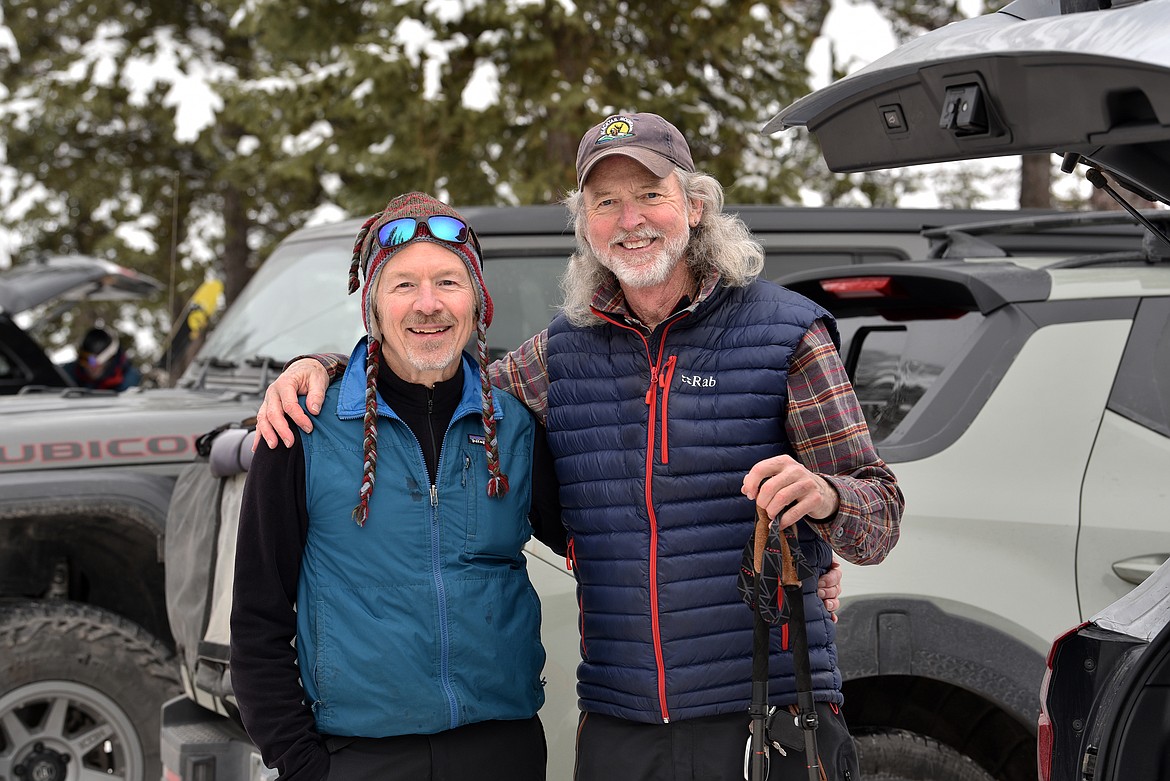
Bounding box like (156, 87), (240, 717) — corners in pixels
(230, 192), (565, 781)
(256, 112), (901, 780)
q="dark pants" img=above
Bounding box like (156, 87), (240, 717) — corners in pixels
(324, 715), (546, 781)
(574, 704), (859, 781)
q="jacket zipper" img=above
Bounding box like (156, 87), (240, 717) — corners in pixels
(423, 390), (459, 726)
(428, 477), (459, 729)
(659, 355), (677, 464)
(591, 308), (689, 723)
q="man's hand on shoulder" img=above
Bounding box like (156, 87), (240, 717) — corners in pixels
(255, 358), (331, 450)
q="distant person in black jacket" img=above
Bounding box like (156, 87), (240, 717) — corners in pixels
(64, 326), (141, 390)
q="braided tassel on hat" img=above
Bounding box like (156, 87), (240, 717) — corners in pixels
(477, 321), (508, 497)
(348, 193), (509, 525)
(351, 338), (381, 527)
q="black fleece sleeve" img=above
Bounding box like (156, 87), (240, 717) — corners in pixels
(527, 423), (566, 556)
(230, 429), (329, 781)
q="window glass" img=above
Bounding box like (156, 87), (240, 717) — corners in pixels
(197, 240), (571, 367)
(481, 256), (566, 357)
(1109, 297), (1170, 438)
(836, 312), (984, 442)
(0, 351), (17, 381)
(196, 238), (365, 365)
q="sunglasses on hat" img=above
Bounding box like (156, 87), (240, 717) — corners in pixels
(376, 215), (474, 250)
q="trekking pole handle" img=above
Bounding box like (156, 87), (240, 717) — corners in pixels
(756, 505), (802, 588)
(753, 506), (769, 574)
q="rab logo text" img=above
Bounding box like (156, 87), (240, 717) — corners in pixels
(679, 373), (716, 389)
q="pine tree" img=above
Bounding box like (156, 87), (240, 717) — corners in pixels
(6, 0), (933, 368)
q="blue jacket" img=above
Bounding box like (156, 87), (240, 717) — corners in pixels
(546, 279), (841, 723)
(296, 343), (545, 736)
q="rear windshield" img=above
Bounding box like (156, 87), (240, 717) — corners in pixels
(784, 271), (993, 445)
(837, 313), (984, 442)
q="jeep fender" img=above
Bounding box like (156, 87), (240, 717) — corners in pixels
(0, 468), (176, 643)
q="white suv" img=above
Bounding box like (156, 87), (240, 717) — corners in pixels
(765, 1), (1170, 778)
(779, 239), (1170, 781)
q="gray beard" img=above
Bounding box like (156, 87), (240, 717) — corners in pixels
(592, 230), (689, 289)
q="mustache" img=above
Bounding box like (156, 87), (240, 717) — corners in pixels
(404, 316), (455, 328)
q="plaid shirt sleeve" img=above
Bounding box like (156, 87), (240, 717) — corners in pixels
(488, 329), (551, 425)
(788, 320), (904, 565)
(290, 352), (348, 380)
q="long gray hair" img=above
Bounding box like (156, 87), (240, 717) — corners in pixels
(559, 168), (765, 326)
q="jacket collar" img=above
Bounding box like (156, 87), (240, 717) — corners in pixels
(590, 268), (725, 328)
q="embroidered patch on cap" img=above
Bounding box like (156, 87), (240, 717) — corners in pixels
(595, 116), (635, 145)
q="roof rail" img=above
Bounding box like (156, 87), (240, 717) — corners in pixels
(922, 209), (1169, 240)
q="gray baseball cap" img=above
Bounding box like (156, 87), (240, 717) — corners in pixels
(575, 112), (695, 187)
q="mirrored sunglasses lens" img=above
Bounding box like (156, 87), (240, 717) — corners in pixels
(427, 215), (468, 243)
(378, 218), (419, 248)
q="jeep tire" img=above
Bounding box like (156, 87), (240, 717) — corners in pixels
(856, 728), (996, 781)
(0, 600), (181, 781)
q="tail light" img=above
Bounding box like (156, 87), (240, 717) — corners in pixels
(1037, 667), (1054, 781)
(1037, 622), (1088, 781)
(819, 276), (896, 298)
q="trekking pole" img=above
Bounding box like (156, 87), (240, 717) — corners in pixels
(778, 524), (821, 781)
(748, 506), (771, 781)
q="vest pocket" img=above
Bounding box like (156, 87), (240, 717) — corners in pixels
(461, 446), (526, 561)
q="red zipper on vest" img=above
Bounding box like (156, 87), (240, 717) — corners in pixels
(590, 309), (688, 723)
(659, 355), (677, 464)
(566, 539), (587, 658)
(643, 361), (670, 721)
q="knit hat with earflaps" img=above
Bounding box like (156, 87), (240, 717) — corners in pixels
(347, 191), (507, 527)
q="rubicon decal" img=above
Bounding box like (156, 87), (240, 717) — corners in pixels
(0, 435), (195, 465)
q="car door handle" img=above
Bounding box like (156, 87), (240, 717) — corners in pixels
(1111, 554), (1170, 586)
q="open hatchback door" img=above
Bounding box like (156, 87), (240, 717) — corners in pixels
(765, 0), (1170, 205)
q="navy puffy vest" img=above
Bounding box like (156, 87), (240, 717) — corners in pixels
(546, 279), (843, 723)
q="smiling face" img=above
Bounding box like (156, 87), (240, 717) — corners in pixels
(372, 241), (477, 386)
(580, 155), (702, 289)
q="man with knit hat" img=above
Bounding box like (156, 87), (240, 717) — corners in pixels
(230, 192), (565, 781)
(256, 112), (899, 780)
